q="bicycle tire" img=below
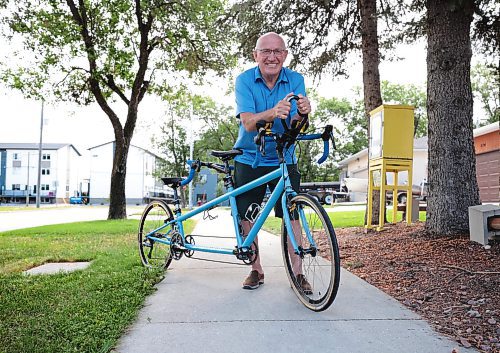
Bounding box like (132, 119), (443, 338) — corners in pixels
(138, 200), (174, 269)
(281, 193), (340, 311)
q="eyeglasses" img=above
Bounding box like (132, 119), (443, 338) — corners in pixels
(255, 48), (287, 57)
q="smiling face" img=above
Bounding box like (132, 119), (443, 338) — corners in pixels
(253, 33), (288, 87)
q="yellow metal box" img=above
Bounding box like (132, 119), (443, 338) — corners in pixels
(369, 105), (414, 160)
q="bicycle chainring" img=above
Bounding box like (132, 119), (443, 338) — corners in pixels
(170, 232), (184, 260)
(184, 235), (195, 257)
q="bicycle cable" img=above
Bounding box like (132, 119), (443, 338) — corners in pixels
(189, 234), (234, 239)
(183, 256), (251, 266)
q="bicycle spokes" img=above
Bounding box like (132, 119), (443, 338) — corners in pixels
(282, 193), (340, 311)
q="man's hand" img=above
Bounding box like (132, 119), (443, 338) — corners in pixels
(296, 94), (311, 115)
(273, 92), (294, 119)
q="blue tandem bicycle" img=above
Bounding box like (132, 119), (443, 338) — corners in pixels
(138, 96), (340, 311)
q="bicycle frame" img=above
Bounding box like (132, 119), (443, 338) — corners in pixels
(144, 162), (310, 257)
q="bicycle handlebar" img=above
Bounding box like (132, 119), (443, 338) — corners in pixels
(252, 93), (335, 167)
(180, 160), (198, 186)
(181, 159), (235, 186)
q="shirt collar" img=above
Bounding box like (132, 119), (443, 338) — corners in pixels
(254, 66), (289, 84)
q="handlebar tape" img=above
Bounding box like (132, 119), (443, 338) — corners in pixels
(251, 148), (261, 169)
(180, 160), (197, 186)
(317, 140), (330, 164)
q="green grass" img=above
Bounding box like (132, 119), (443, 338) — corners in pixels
(0, 205), (72, 212)
(0, 219), (194, 353)
(263, 209), (427, 233)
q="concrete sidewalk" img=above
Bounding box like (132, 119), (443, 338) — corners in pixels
(115, 209), (472, 353)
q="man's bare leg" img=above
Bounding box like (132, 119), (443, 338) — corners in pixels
(241, 220), (263, 274)
(287, 219), (303, 275)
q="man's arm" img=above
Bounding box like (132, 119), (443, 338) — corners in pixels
(240, 92), (296, 132)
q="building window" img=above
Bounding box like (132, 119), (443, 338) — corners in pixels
(42, 168), (50, 175)
(41, 184), (50, 191)
(42, 154), (51, 160)
(12, 184), (21, 190)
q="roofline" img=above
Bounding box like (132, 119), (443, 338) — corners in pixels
(0, 143), (81, 156)
(69, 144), (82, 156)
(338, 123), (498, 167)
(473, 122), (499, 137)
(338, 149), (368, 167)
(88, 141), (114, 150)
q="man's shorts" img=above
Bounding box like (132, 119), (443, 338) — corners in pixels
(234, 161), (300, 220)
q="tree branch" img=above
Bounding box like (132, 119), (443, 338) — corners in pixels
(442, 265), (500, 275)
(104, 74), (130, 105)
(138, 81), (150, 103)
(66, 0), (123, 137)
(55, 66), (90, 87)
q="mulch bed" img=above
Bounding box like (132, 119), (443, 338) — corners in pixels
(335, 222), (500, 353)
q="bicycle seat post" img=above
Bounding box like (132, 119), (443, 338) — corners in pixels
(223, 160), (234, 190)
(172, 185), (182, 215)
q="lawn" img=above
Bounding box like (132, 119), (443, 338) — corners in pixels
(263, 209), (427, 234)
(0, 205), (72, 212)
(0, 219), (194, 353)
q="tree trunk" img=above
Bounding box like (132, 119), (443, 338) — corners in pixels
(108, 139), (130, 219)
(358, 0), (384, 225)
(425, 0), (480, 234)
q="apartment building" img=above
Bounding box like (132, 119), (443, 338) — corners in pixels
(0, 143), (82, 204)
(88, 141), (168, 204)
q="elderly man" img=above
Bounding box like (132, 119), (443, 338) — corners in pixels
(232, 32), (312, 290)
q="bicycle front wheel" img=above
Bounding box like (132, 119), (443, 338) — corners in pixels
(138, 200), (174, 269)
(281, 193), (340, 311)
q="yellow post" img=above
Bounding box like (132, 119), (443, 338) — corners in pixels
(377, 168), (387, 231)
(392, 171), (398, 223)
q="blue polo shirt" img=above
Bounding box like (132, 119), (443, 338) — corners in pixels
(233, 66), (306, 166)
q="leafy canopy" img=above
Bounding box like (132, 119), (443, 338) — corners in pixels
(0, 0), (235, 103)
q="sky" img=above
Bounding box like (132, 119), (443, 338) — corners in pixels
(0, 39), (432, 157)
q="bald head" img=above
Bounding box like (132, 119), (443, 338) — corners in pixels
(255, 32), (286, 50)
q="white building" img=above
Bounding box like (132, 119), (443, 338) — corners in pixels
(88, 142), (167, 204)
(0, 143), (82, 204)
(338, 137), (428, 202)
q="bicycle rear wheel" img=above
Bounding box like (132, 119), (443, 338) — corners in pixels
(138, 200), (174, 269)
(281, 193), (340, 311)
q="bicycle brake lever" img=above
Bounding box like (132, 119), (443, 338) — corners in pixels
(321, 125), (336, 150)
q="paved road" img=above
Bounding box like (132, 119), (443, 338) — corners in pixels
(0, 203), (365, 233)
(114, 209), (474, 353)
(0, 205), (142, 232)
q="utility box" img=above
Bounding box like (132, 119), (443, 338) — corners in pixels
(366, 104), (415, 231)
(369, 105), (414, 161)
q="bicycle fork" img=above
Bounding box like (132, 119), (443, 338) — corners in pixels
(281, 192), (318, 258)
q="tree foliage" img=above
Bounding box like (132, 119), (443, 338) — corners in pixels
(1, 0), (233, 100)
(192, 95), (239, 159)
(314, 81), (427, 162)
(0, 0), (235, 218)
(380, 81), (427, 137)
(152, 91), (239, 202)
(471, 63), (500, 126)
(230, 0), (403, 78)
(314, 94), (367, 163)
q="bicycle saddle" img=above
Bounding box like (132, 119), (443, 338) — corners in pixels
(161, 177), (184, 187)
(210, 149), (242, 161)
